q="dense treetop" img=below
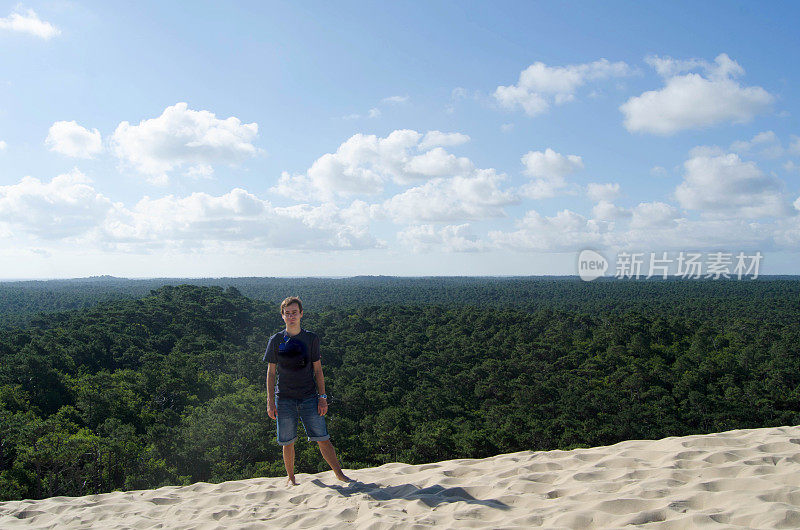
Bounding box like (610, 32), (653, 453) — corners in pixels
(3, 275), (799, 327)
(1, 279), (799, 501)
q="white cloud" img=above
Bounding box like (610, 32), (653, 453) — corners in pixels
(500, 123), (514, 133)
(418, 131), (470, 150)
(618, 218), (777, 253)
(403, 148), (474, 178)
(381, 170), (517, 223)
(0, 171), (380, 251)
(445, 87), (476, 114)
(522, 148), (584, 179)
(586, 182), (620, 202)
(495, 58), (631, 117)
(272, 201), (381, 250)
(789, 136), (800, 156)
(784, 161), (800, 173)
(110, 102), (259, 184)
(488, 204), (785, 254)
(490, 209), (607, 251)
(688, 145), (726, 158)
(650, 166), (669, 178)
(103, 190), (380, 252)
(0, 170), (113, 239)
(730, 130), (777, 152)
(0, 8), (59, 39)
(630, 201), (680, 228)
(675, 151), (793, 218)
(398, 223), (489, 253)
(644, 56), (707, 78)
(592, 200), (629, 221)
(46, 121), (103, 158)
(273, 129), (486, 201)
(343, 96), (408, 120)
(452, 87), (469, 100)
(520, 148), (584, 199)
(184, 164), (214, 179)
(621, 54), (774, 135)
(0, 140), (6, 151)
(730, 131), (784, 158)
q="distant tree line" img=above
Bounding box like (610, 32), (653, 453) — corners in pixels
(1, 281), (799, 500)
(2, 275), (798, 327)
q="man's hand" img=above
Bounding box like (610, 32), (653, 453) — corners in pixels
(267, 400), (276, 420)
(318, 397), (328, 416)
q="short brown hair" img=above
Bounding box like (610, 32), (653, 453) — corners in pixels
(280, 296), (303, 314)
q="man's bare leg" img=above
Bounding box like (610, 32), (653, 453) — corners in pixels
(317, 440), (351, 481)
(283, 443), (297, 486)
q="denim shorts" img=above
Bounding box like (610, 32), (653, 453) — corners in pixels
(276, 394), (330, 445)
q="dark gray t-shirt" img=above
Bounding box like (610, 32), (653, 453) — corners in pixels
(263, 329), (320, 399)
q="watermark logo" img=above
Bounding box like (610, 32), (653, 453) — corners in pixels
(577, 249), (609, 281)
(578, 250), (763, 281)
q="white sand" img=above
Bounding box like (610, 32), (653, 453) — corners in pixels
(2, 425), (800, 529)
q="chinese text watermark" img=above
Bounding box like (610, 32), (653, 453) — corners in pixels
(578, 250), (763, 281)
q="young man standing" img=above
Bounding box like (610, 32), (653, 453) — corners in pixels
(264, 296), (351, 486)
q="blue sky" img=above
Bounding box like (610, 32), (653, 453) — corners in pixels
(1, 0), (799, 278)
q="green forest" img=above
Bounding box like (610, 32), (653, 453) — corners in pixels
(1, 278), (799, 501)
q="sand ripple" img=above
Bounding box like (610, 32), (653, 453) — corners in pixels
(2, 425), (800, 528)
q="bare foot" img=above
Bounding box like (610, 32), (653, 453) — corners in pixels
(286, 477), (298, 486)
(335, 473), (352, 482)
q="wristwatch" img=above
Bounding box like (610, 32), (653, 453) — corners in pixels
(318, 394), (327, 399)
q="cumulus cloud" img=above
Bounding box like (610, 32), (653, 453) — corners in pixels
(46, 121), (103, 158)
(418, 131), (470, 150)
(403, 148), (474, 178)
(494, 58), (631, 117)
(0, 171), (380, 251)
(490, 209), (608, 252)
(675, 151), (793, 218)
(730, 131), (784, 158)
(398, 223), (490, 252)
(586, 182), (621, 202)
(0, 170), (113, 239)
(619, 218), (777, 253)
(0, 8), (59, 39)
(184, 164), (214, 179)
(520, 148), (584, 199)
(110, 102), (259, 184)
(490, 205), (783, 254)
(630, 201), (680, 228)
(273, 129), (484, 201)
(644, 56), (707, 78)
(102, 190), (380, 252)
(621, 54), (774, 135)
(522, 148), (584, 178)
(380, 170), (517, 223)
(592, 200), (630, 221)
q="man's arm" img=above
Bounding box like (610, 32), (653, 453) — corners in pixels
(266, 362), (277, 419)
(312, 360), (328, 416)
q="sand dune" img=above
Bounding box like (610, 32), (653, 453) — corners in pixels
(2, 425), (800, 528)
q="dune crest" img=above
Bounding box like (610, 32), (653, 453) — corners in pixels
(3, 425), (800, 528)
